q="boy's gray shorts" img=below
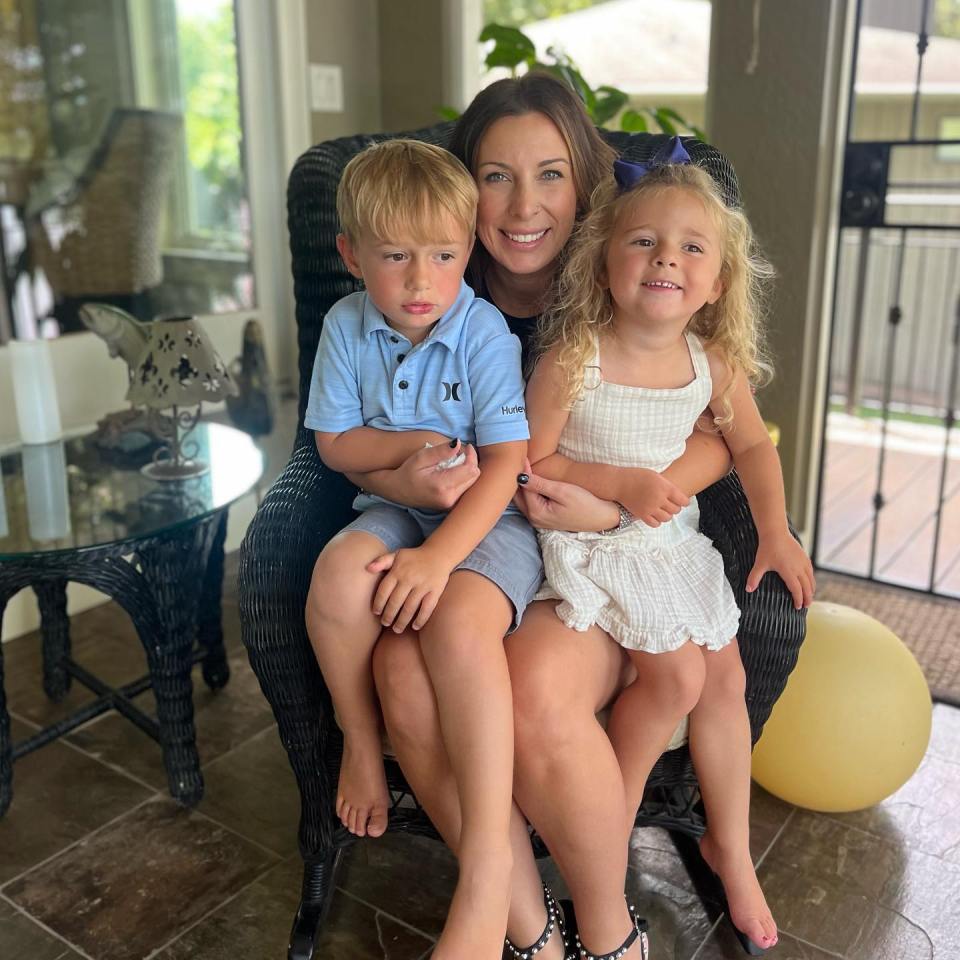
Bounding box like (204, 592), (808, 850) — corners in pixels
(342, 504), (543, 632)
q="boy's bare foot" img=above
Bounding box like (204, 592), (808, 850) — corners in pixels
(700, 831), (778, 950)
(335, 731), (389, 837)
(432, 846), (512, 960)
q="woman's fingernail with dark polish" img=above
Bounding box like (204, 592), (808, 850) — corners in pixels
(517, 473), (529, 484)
(449, 438), (459, 447)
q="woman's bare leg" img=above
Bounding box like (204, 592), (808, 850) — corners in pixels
(507, 601), (643, 957)
(690, 640), (777, 950)
(374, 630), (566, 958)
(305, 531), (390, 838)
(607, 643), (706, 828)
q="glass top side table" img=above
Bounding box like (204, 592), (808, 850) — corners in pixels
(0, 422), (264, 817)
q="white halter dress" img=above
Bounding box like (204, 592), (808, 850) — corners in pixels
(535, 332), (740, 653)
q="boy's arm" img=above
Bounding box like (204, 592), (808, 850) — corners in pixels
(315, 427), (451, 474)
(368, 440), (526, 631)
(707, 351), (815, 608)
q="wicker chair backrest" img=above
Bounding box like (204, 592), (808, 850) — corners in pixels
(286, 123), (741, 442)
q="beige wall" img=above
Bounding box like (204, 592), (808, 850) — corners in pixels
(305, 0), (382, 144)
(707, 0), (854, 538)
(378, 0), (446, 133)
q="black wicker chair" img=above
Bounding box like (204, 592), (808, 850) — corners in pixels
(237, 122), (807, 959)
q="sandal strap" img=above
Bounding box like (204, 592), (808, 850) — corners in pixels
(504, 883), (568, 959)
(574, 903), (649, 960)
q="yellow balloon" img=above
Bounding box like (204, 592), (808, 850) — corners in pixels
(751, 601), (931, 812)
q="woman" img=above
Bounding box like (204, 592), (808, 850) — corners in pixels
(343, 74), (734, 959)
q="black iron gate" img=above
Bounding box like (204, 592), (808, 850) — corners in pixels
(814, 0), (960, 598)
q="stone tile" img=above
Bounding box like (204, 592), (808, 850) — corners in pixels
(156, 856), (433, 960)
(748, 783), (795, 861)
(627, 830), (719, 960)
(4, 798), (278, 960)
(337, 831), (458, 938)
(827, 750), (960, 865)
(928, 703), (960, 765)
(65, 649), (276, 791)
(4, 624), (149, 729)
(696, 925), (846, 959)
(756, 810), (944, 960)
(195, 725), (300, 857)
(0, 718), (153, 887)
(0, 896), (85, 960)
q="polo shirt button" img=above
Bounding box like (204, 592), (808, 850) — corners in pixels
(398, 380), (409, 390)
(390, 335), (399, 343)
(398, 353), (405, 362)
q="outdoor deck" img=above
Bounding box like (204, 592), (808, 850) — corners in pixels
(816, 411), (960, 598)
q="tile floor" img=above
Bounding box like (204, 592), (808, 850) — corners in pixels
(2, 399), (958, 959)
(1, 568), (958, 959)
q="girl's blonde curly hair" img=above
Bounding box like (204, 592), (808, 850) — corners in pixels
(537, 162), (774, 427)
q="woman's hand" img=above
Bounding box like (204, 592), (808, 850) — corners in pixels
(346, 440), (480, 511)
(515, 459), (620, 532)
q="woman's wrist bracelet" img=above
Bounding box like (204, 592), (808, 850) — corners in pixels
(600, 501), (634, 535)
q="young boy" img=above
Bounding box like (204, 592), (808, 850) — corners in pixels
(303, 140), (542, 959)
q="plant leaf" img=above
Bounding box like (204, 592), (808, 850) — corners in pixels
(480, 23), (536, 71)
(653, 108), (678, 136)
(620, 109), (648, 133)
(593, 85), (628, 127)
(436, 106), (461, 121)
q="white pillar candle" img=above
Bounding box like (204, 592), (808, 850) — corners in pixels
(22, 441), (71, 542)
(9, 338), (63, 444)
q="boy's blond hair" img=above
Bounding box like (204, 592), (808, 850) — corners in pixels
(336, 140), (478, 245)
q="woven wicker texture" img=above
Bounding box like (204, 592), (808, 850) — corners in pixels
(238, 123), (806, 867)
(30, 109), (182, 297)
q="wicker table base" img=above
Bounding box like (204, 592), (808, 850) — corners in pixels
(0, 511), (229, 817)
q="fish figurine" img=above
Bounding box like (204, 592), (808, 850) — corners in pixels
(79, 303), (150, 380)
(226, 318), (275, 437)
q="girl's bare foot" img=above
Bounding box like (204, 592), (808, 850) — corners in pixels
(432, 846), (512, 960)
(335, 730), (389, 837)
(700, 831), (778, 950)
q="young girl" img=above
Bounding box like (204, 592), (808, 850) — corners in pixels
(525, 141), (815, 956)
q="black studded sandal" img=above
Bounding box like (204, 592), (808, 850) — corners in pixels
(573, 902), (649, 960)
(504, 883), (571, 960)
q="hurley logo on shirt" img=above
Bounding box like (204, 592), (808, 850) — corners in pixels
(442, 381), (462, 401)
(501, 403), (525, 416)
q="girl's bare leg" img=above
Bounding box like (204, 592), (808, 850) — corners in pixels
(690, 640), (777, 950)
(507, 601), (644, 958)
(374, 630), (567, 959)
(414, 570), (515, 960)
(305, 531), (390, 838)
(606, 643), (706, 829)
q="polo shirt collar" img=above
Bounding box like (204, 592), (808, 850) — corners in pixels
(360, 280), (473, 351)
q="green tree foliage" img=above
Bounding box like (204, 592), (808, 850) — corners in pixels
(934, 0), (960, 38)
(177, 3), (242, 236)
(483, 0), (613, 29)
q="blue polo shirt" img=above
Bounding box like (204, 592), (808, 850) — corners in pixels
(305, 280), (528, 450)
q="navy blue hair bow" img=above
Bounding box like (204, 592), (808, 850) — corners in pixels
(613, 136), (691, 192)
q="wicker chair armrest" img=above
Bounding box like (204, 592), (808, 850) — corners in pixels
(697, 471), (807, 742)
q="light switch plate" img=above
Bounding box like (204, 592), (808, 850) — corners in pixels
(309, 63), (344, 113)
